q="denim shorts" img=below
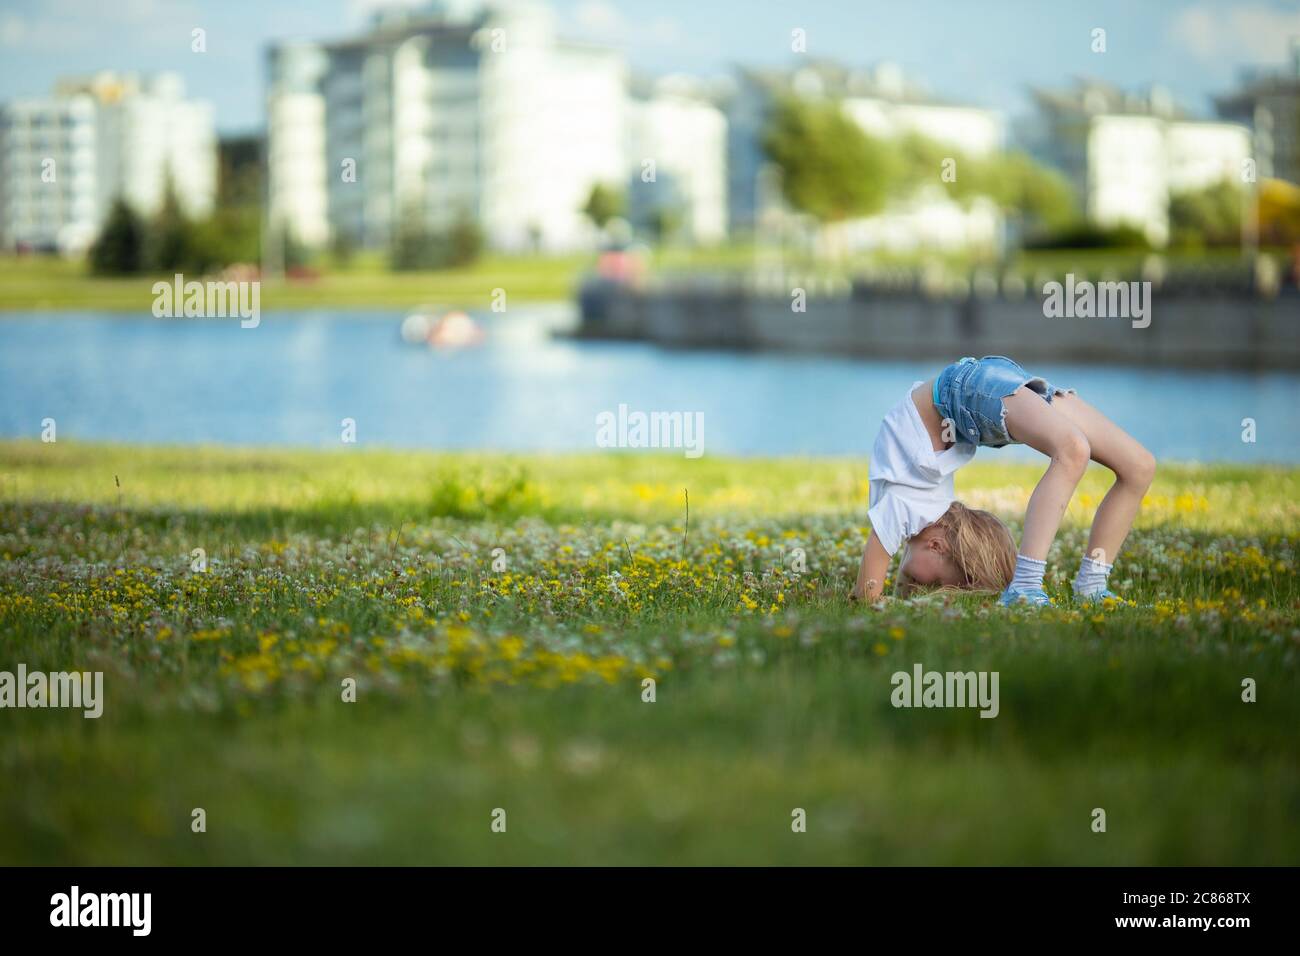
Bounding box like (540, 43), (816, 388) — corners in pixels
(933, 356), (1073, 448)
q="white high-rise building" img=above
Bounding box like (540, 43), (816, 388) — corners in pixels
(840, 62), (1004, 157)
(0, 71), (216, 253)
(626, 76), (728, 244)
(1026, 81), (1251, 246)
(1215, 38), (1300, 186)
(267, 44), (330, 248)
(267, 0), (628, 252)
(0, 95), (99, 252)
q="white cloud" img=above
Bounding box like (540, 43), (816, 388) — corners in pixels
(0, 13), (27, 47)
(1172, 3), (1300, 64)
(647, 15), (685, 46)
(571, 0), (684, 49)
(574, 0), (625, 38)
(0, 0), (201, 52)
(0, 9), (93, 52)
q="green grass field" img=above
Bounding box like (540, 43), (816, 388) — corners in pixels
(0, 246), (1266, 313)
(1, 441), (1296, 864)
(0, 253), (590, 312)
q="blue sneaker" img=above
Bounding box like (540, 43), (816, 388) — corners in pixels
(999, 586), (1053, 607)
(1075, 589), (1124, 606)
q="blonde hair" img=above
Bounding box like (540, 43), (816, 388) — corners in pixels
(895, 501), (1016, 597)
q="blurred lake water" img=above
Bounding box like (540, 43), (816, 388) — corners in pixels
(2, 310), (1297, 462)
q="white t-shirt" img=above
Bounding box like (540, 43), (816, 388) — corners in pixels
(867, 382), (976, 555)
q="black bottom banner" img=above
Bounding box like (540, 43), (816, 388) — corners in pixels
(0, 866), (1291, 943)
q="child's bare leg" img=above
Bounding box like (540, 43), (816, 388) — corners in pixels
(1048, 392), (1156, 565)
(1001, 387), (1092, 561)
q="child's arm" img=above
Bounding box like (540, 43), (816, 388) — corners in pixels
(852, 529), (891, 602)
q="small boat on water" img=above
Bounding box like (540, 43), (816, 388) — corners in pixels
(400, 309), (485, 349)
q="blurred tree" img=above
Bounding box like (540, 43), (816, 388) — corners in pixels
(282, 229), (311, 271)
(188, 207), (262, 273)
(147, 176), (193, 272)
(1023, 222), (1150, 250)
(187, 135), (264, 268)
(896, 132), (1077, 238)
(216, 135), (262, 208)
(329, 229), (357, 268)
(978, 152), (1077, 235)
(897, 132), (953, 192)
(762, 96), (897, 223)
(1169, 179), (1243, 248)
(582, 183), (626, 231)
(390, 205), (484, 271)
(447, 209), (484, 267)
(1258, 178), (1300, 245)
(391, 206), (438, 271)
(89, 197), (145, 274)
(138, 136), (265, 274)
(647, 206), (684, 245)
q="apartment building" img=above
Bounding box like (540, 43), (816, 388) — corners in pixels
(625, 75), (727, 244)
(1026, 81), (1250, 245)
(267, 0), (628, 252)
(0, 72), (215, 252)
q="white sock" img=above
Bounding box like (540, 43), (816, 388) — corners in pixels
(1009, 553), (1047, 592)
(1073, 554), (1113, 597)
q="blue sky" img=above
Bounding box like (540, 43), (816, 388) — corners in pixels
(1, 0), (1298, 134)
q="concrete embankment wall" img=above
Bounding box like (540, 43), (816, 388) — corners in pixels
(576, 278), (1300, 369)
